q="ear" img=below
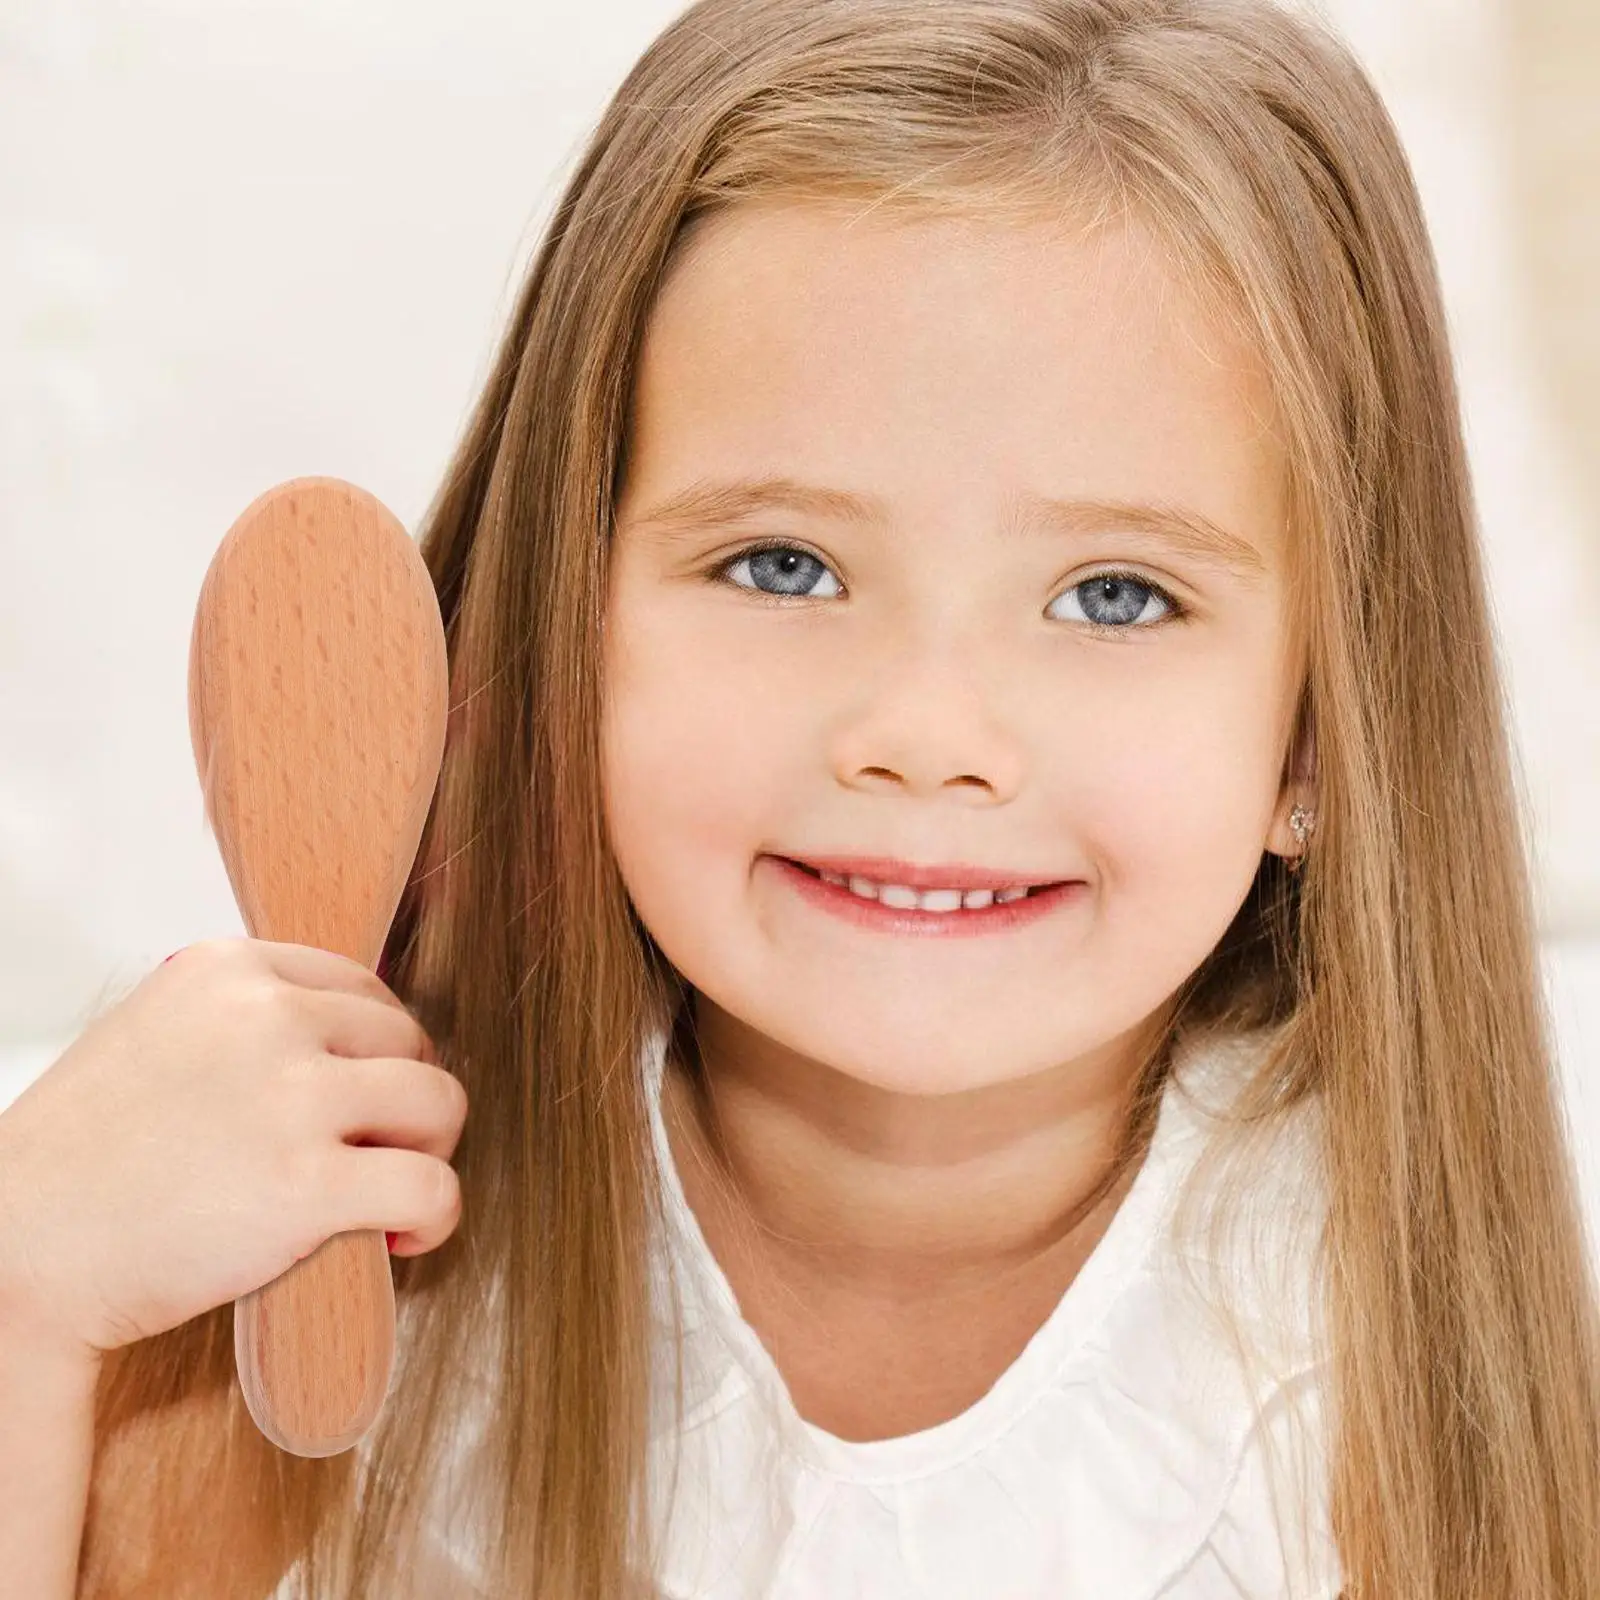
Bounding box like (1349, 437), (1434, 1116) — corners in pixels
(1265, 717), (1317, 866)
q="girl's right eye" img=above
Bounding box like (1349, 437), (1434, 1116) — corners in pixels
(712, 541), (841, 601)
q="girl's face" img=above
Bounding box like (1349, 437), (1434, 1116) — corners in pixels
(604, 199), (1302, 1098)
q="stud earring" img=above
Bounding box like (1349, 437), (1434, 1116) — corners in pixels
(1287, 803), (1316, 873)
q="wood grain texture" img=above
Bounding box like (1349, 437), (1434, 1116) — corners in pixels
(187, 476), (448, 1457)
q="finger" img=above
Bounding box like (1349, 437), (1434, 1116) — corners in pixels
(242, 937), (410, 1014)
(300, 988), (439, 1067)
(325, 1143), (463, 1256)
(323, 1055), (469, 1165)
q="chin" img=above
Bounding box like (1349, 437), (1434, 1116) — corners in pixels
(787, 1016), (1110, 1097)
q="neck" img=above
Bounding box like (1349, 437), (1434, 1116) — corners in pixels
(660, 998), (1170, 1307)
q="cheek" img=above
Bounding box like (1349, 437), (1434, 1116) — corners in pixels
(1071, 679), (1280, 962)
(600, 591), (797, 926)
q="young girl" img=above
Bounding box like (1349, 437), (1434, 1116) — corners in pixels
(4, 0), (1598, 1596)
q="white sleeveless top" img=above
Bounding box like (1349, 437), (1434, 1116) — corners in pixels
(636, 1023), (1345, 1599)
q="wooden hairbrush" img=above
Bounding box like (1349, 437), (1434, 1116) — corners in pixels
(187, 476), (448, 1456)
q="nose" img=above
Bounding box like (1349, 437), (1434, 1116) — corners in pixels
(830, 644), (1026, 804)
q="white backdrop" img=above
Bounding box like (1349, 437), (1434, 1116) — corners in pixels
(2, 0), (1597, 1252)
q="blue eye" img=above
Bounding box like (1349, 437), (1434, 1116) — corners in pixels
(708, 542), (1186, 634)
(716, 543), (842, 599)
(1054, 572), (1180, 631)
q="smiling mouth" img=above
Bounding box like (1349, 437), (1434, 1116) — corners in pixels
(785, 859), (1069, 897)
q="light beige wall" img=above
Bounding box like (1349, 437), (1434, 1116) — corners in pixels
(1316, 0), (1600, 934)
(1505, 0), (1600, 588)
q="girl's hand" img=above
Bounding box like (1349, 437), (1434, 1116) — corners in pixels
(0, 937), (466, 1364)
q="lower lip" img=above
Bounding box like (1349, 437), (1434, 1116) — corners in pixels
(762, 856), (1086, 937)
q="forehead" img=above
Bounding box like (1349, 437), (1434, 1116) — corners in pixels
(621, 199), (1287, 565)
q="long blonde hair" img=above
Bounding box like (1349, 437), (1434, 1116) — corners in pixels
(81, 2), (1600, 1596)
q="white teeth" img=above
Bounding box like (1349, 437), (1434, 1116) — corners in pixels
(817, 871), (1036, 911)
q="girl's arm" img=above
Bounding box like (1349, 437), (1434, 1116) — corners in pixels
(0, 1326), (101, 1599)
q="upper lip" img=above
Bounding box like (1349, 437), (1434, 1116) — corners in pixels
(776, 853), (1078, 892)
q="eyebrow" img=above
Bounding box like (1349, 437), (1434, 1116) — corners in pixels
(618, 474), (1268, 579)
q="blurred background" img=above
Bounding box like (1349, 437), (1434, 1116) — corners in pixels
(1, 0), (1597, 1248)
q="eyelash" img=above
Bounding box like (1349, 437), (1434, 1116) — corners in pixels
(704, 540), (1190, 636)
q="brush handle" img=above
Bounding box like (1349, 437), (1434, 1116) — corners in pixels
(232, 926), (396, 1458)
(234, 1227), (396, 1457)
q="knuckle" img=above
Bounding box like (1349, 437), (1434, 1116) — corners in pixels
(238, 970), (287, 1019)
